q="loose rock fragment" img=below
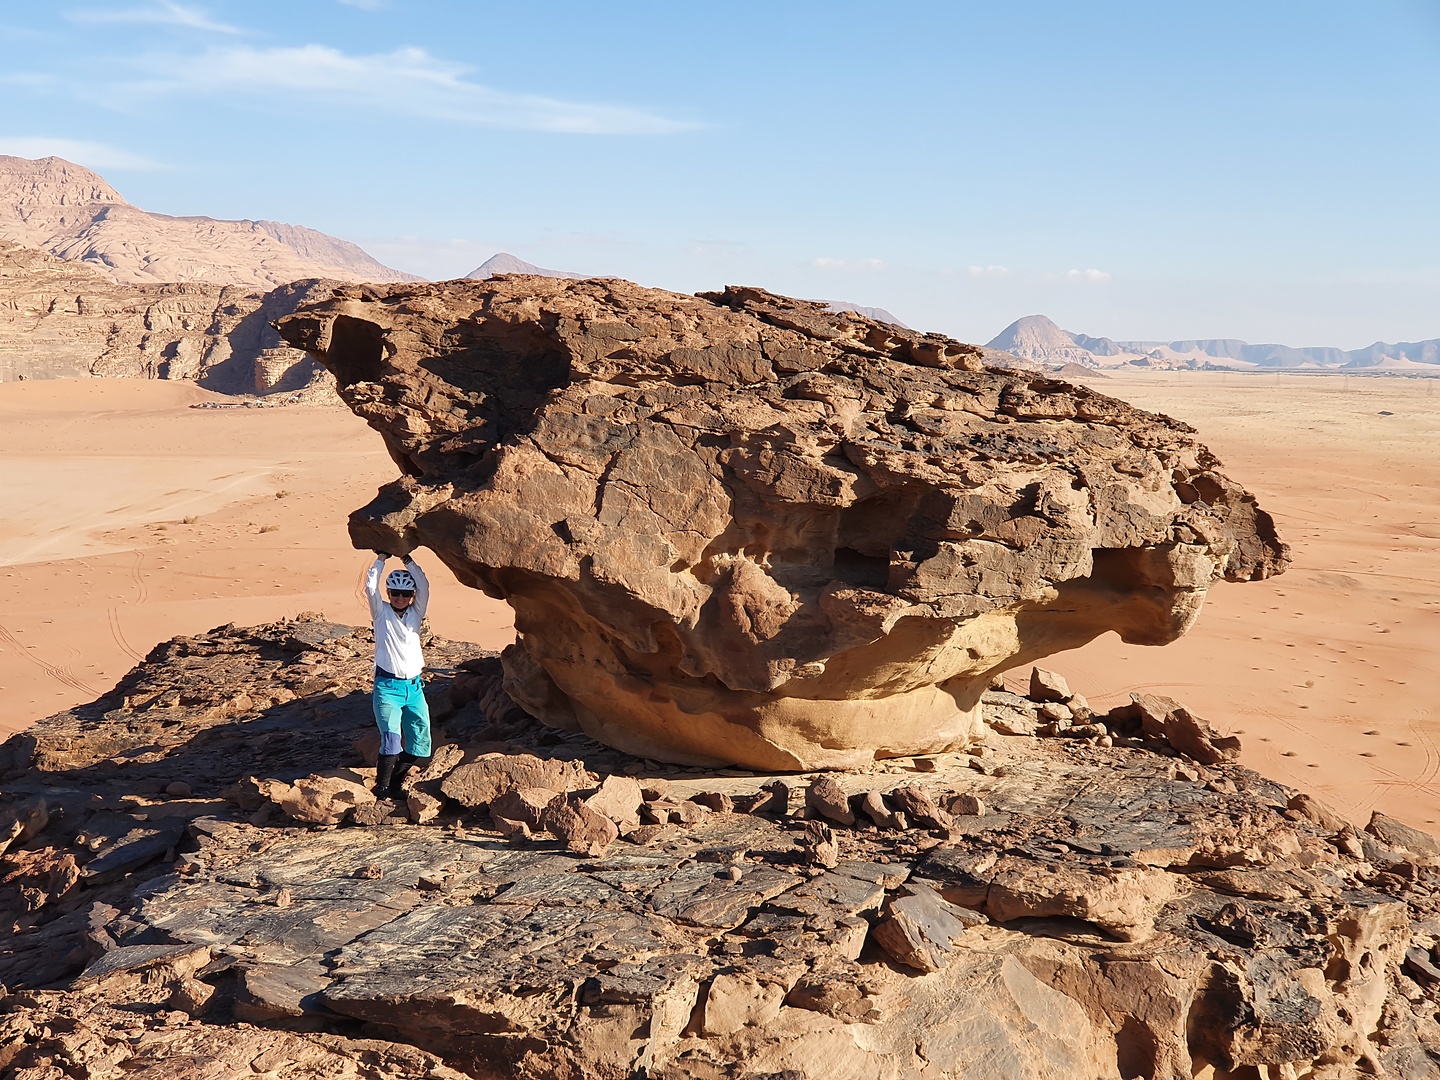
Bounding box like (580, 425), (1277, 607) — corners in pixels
(168, 977), (215, 1017)
(638, 778), (672, 801)
(1029, 667), (1072, 703)
(1367, 813), (1440, 867)
(0, 797), (48, 857)
(406, 789), (443, 825)
(542, 794), (619, 857)
(689, 791), (735, 814)
(1109, 693), (1241, 765)
(947, 793), (987, 817)
(872, 883), (985, 972)
(805, 776), (855, 827)
(267, 772), (375, 826)
(440, 753), (590, 809)
(889, 784), (952, 831)
(489, 787), (558, 833)
(800, 821), (839, 869)
(860, 790), (904, 831)
(583, 775), (643, 830)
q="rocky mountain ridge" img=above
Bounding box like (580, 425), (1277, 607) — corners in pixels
(0, 156), (419, 289)
(988, 313), (1440, 372)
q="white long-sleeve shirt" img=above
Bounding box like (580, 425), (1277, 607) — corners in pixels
(365, 555), (430, 679)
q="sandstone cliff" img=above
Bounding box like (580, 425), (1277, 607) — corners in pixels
(0, 617), (1436, 1078)
(0, 240), (330, 393)
(277, 278), (1289, 770)
(0, 156), (419, 289)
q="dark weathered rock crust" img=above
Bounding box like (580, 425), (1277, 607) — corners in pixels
(277, 279), (1288, 769)
(1, 617), (1436, 1079)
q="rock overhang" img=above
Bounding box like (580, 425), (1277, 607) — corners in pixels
(276, 277), (1289, 770)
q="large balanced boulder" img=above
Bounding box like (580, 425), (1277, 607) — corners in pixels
(277, 279), (1287, 769)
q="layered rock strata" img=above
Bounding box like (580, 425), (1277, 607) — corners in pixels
(1, 618), (1438, 1078)
(0, 240), (330, 393)
(277, 279), (1289, 769)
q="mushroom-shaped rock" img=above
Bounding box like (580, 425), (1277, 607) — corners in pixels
(276, 279), (1287, 770)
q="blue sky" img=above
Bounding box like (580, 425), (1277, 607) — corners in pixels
(1, 1), (1437, 347)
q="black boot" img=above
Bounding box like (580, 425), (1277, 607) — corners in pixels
(389, 753), (431, 798)
(374, 754), (399, 799)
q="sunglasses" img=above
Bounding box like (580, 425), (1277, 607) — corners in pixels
(388, 590), (416, 599)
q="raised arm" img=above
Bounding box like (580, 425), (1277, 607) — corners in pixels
(364, 554), (387, 620)
(404, 553), (430, 619)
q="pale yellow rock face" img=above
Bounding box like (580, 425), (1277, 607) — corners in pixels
(278, 279), (1289, 770)
(0, 155), (418, 289)
(0, 239), (326, 391)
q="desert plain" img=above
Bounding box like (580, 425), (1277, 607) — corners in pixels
(1, 369), (1436, 827)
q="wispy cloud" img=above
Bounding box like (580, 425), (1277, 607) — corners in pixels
(811, 256), (886, 271)
(0, 136), (161, 169)
(115, 44), (692, 135)
(67, 2), (242, 34)
(953, 264), (1111, 283)
(337, 0), (384, 8)
(687, 238), (748, 259)
(0, 23), (54, 41)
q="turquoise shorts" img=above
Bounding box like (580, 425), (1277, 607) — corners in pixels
(372, 673), (431, 757)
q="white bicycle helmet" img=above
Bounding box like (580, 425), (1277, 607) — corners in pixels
(385, 568), (417, 591)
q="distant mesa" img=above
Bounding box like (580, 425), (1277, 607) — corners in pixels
(0, 155), (419, 289)
(466, 252), (590, 281)
(1054, 361), (1108, 380)
(987, 313), (1439, 373)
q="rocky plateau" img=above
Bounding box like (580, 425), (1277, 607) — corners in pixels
(1, 616), (1439, 1078)
(276, 277), (1289, 770)
(7, 268), (1428, 1078)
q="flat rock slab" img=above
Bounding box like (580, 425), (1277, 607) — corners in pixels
(82, 817), (187, 880)
(73, 942), (211, 988)
(2, 616), (1438, 1080)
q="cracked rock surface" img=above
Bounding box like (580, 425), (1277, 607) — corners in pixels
(2, 617), (1438, 1078)
(276, 279), (1289, 769)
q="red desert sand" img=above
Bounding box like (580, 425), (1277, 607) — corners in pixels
(2, 371), (1436, 827)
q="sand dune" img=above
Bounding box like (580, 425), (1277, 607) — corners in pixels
(0, 379), (515, 731)
(2, 371), (1437, 828)
(1038, 370), (1440, 828)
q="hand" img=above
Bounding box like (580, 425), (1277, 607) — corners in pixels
(373, 550), (393, 558)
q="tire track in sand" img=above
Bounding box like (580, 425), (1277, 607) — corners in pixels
(107, 548), (150, 664)
(107, 607), (146, 664)
(0, 619), (101, 697)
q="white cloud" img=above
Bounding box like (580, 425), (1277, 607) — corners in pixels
(687, 238), (748, 259)
(119, 44), (693, 135)
(1062, 268), (1113, 282)
(967, 265), (1012, 278)
(0, 136), (161, 169)
(810, 256), (886, 271)
(67, 2), (242, 34)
